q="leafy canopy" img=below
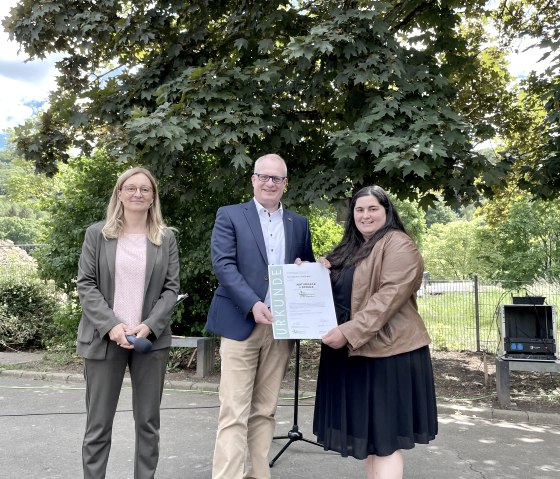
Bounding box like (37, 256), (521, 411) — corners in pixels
(3, 0), (514, 206)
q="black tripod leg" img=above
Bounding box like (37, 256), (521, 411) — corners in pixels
(270, 340), (324, 467)
(300, 437), (323, 447)
(269, 438), (295, 467)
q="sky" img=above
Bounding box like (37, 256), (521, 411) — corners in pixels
(0, 1), (552, 136)
(0, 2), (62, 133)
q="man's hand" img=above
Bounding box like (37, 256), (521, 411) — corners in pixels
(322, 327), (348, 349)
(252, 301), (273, 324)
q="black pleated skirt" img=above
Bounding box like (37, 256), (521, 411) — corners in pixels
(312, 344), (438, 459)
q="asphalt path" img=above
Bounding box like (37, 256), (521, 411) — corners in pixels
(1, 374), (560, 478)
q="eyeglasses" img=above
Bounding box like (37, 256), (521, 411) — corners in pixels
(121, 185), (153, 196)
(253, 173), (287, 184)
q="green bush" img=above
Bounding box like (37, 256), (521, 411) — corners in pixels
(46, 297), (82, 350)
(308, 206), (344, 257)
(0, 216), (43, 244)
(0, 277), (60, 350)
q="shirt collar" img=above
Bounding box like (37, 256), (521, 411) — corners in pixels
(253, 197), (284, 217)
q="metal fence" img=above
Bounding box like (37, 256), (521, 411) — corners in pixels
(418, 275), (560, 353)
(2, 243), (559, 354)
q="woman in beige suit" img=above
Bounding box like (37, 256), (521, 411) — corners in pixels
(313, 185), (437, 479)
(77, 167), (179, 479)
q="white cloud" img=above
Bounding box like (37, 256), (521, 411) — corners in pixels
(0, 0), (61, 131)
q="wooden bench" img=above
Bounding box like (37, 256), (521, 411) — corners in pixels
(495, 356), (560, 407)
(171, 335), (216, 378)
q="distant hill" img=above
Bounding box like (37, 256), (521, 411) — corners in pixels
(0, 132), (7, 151)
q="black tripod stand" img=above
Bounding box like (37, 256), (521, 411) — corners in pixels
(269, 339), (323, 467)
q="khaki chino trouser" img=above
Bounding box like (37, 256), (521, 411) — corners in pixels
(212, 324), (294, 479)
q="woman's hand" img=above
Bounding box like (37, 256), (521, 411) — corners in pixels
(317, 256), (331, 269)
(322, 327), (348, 349)
(295, 256), (331, 269)
(109, 323), (134, 349)
(126, 323), (151, 339)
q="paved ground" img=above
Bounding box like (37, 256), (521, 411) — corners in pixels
(1, 352), (560, 478)
(0, 350), (42, 365)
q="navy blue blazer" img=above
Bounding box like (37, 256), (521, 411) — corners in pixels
(205, 200), (314, 340)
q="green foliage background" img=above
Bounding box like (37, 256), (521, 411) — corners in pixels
(0, 216), (43, 244)
(308, 206), (344, 257)
(2, 0), (560, 347)
(34, 151), (123, 293)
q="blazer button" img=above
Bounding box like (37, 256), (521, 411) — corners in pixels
(264, 276), (269, 281)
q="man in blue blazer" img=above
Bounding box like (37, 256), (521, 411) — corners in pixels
(206, 154), (314, 479)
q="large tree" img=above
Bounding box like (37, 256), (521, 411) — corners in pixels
(485, 195), (560, 284)
(422, 217), (501, 280)
(3, 0), (513, 207)
(6, 0), (539, 328)
(493, 0), (560, 197)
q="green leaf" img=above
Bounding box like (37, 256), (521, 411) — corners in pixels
(234, 38), (248, 51)
(333, 145), (358, 161)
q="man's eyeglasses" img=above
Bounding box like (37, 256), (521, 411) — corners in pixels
(121, 185), (153, 196)
(253, 173), (287, 184)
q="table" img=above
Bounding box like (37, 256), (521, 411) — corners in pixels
(495, 356), (560, 407)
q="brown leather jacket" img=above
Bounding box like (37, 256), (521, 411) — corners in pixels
(338, 230), (431, 358)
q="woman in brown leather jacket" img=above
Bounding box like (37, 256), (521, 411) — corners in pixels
(313, 185), (437, 479)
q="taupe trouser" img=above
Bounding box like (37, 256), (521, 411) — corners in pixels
(82, 344), (169, 479)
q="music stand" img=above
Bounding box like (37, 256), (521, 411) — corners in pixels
(269, 339), (323, 467)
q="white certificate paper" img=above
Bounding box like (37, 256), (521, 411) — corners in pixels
(268, 263), (338, 339)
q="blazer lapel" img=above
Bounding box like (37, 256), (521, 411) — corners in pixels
(144, 239), (157, 295)
(244, 200), (268, 264)
(105, 237), (117, 286)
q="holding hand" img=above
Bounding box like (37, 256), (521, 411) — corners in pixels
(322, 327), (348, 349)
(317, 256), (331, 269)
(126, 323), (151, 339)
(295, 256), (331, 270)
(252, 301), (273, 324)
(108, 323), (134, 349)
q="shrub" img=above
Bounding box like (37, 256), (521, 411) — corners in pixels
(0, 277), (60, 350)
(45, 297), (81, 350)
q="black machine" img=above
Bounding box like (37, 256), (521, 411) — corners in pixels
(501, 303), (557, 361)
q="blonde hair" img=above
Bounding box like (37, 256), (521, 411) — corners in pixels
(102, 167), (169, 245)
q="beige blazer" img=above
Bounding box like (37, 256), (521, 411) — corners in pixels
(338, 230), (431, 358)
(76, 221), (180, 359)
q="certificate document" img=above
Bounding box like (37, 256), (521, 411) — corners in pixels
(268, 263), (338, 339)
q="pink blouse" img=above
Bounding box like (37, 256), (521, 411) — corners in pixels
(113, 233), (147, 329)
